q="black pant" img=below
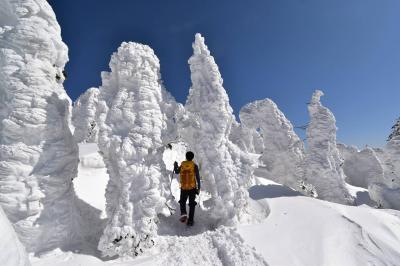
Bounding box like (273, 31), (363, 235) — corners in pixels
(179, 189), (197, 222)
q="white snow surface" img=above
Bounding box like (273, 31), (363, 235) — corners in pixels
(28, 160), (400, 265)
(240, 179), (400, 266)
(302, 90), (353, 204)
(74, 143), (108, 217)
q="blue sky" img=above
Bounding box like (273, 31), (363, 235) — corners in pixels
(48, 0), (400, 148)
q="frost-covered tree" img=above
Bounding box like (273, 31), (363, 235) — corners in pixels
(96, 42), (175, 257)
(302, 90), (353, 204)
(229, 120), (264, 154)
(388, 117), (400, 141)
(178, 33), (252, 225)
(239, 99), (306, 191)
(369, 123), (400, 210)
(0, 0), (88, 252)
(337, 143), (358, 162)
(343, 147), (384, 189)
(0, 206), (30, 266)
(72, 87), (100, 143)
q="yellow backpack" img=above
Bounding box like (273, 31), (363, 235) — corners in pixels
(180, 161), (196, 190)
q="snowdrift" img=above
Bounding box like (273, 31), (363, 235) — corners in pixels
(240, 182), (400, 266)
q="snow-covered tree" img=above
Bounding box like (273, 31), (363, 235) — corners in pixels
(72, 87), (100, 143)
(0, 0), (89, 252)
(239, 99), (306, 191)
(343, 147), (384, 189)
(388, 117), (400, 141)
(302, 90), (353, 204)
(229, 120), (264, 154)
(0, 206), (30, 266)
(96, 42), (174, 257)
(177, 33), (252, 225)
(337, 143), (358, 162)
(369, 124), (400, 210)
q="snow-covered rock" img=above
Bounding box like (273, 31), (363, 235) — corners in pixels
(96, 42), (174, 257)
(240, 99), (305, 192)
(0, 0), (88, 252)
(72, 87), (100, 143)
(0, 206), (30, 266)
(343, 147), (384, 189)
(302, 90), (353, 204)
(178, 33), (252, 225)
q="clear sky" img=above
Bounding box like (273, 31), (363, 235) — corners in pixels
(48, 0), (400, 148)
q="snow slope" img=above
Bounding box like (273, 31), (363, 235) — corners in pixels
(240, 179), (400, 266)
(27, 144), (400, 265)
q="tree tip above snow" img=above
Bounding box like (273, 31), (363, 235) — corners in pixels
(110, 41), (160, 70)
(311, 90), (324, 105)
(193, 33), (210, 56)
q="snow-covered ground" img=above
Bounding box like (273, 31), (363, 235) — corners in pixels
(27, 143), (400, 266)
(74, 143), (108, 218)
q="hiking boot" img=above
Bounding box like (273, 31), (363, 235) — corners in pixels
(187, 220), (194, 226)
(179, 215), (188, 223)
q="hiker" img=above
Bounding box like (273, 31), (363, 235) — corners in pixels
(173, 151), (201, 226)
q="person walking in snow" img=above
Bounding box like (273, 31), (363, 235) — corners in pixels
(174, 151), (201, 226)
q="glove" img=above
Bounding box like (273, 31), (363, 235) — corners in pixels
(173, 161), (178, 168)
(196, 189), (200, 195)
